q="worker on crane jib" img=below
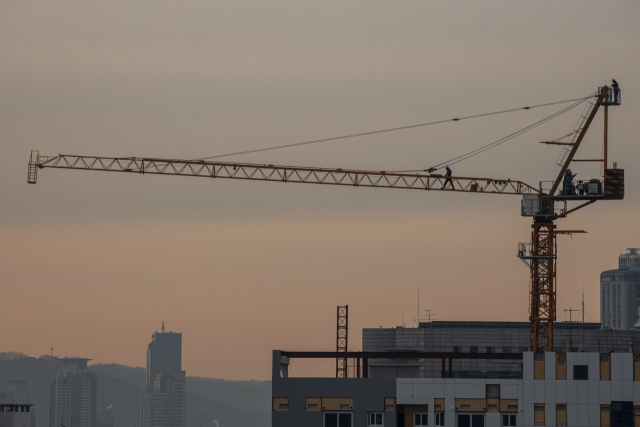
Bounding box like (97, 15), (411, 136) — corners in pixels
(442, 166), (454, 190)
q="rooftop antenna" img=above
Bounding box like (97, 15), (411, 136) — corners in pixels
(564, 308), (579, 351)
(582, 288), (585, 351)
(413, 289), (421, 326)
(424, 309), (437, 328)
(162, 321), (165, 333)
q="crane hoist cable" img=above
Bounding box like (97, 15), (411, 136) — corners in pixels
(395, 94), (592, 173)
(194, 94), (595, 162)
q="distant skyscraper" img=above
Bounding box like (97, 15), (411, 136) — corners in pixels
(3, 379), (35, 427)
(601, 248), (640, 330)
(141, 325), (185, 427)
(0, 404), (34, 427)
(5, 379), (29, 404)
(49, 358), (97, 427)
(96, 405), (114, 427)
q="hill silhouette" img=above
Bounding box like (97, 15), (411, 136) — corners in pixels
(0, 353), (270, 427)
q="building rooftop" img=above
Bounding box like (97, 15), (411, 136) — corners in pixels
(415, 320), (601, 330)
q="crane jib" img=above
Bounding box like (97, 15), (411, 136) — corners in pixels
(28, 153), (538, 196)
(25, 83), (626, 355)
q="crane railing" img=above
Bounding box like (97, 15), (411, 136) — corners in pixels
(29, 153), (539, 196)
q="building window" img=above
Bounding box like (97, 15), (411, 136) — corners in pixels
(502, 347), (511, 354)
(384, 398), (395, 412)
(324, 412), (352, 427)
(453, 346), (462, 353)
(519, 347), (528, 353)
(272, 397), (288, 411)
(502, 414), (517, 426)
(534, 404), (545, 426)
(457, 413), (484, 427)
(573, 365), (588, 380)
(557, 404), (567, 426)
(486, 384), (500, 399)
(368, 413), (383, 426)
(470, 346), (478, 353)
(435, 412), (445, 426)
(610, 401), (633, 424)
(413, 412), (428, 426)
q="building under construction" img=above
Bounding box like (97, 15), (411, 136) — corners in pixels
(272, 348), (640, 427)
(272, 315), (640, 426)
(271, 248), (640, 426)
(364, 321), (640, 380)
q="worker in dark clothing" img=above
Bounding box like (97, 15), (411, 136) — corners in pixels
(562, 169), (577, 196)
(442, 166), (454, 190)
(612, 79), (619, 103)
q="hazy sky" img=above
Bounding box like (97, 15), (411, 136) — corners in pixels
(1, 1), (639, 380)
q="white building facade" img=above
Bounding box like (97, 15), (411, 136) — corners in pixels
(395, 352), (639, 427)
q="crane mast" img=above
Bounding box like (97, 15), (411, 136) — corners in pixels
(518, 85), (624, 352)
(27, 84), (625, 353)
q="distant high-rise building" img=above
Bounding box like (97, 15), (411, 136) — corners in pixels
(601, 248), (640, 330)
(141, 326), (185, 427)
(2, 379), (35, 427)
(49, 358), (97, 427)
(96, 405), (114, 427)
(6, 379), (29, 404)
(0, 405), (34, 427)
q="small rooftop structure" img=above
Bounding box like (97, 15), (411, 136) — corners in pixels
(61, 357), (92, 372)
(0, 405), (33, 412)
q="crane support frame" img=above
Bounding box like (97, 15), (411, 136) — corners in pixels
(336, 306), (348, 378)
(529, 221), (557, 353)
(29, 154), (538, 195)
(549, 88), (606, 196)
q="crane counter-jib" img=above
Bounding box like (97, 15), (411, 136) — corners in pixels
(28, 153), (539, 196)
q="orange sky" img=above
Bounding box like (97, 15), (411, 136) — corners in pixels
(2, 206), (638, 379)
(1, 1), (640, 380)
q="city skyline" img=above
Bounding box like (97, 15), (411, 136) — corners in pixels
(2, 1), (640, 381)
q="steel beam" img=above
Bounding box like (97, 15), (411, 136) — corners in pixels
(32, 155), (538, 195)
(336, 306), (348, 378)
(280, 351), (523, 360)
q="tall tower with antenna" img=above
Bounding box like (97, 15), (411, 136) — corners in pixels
(141, 325), (185, 427)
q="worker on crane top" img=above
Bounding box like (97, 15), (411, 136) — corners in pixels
(562, 169), (577, 196)
(442, 166), (454, 190)
(612, 79), (619, 103)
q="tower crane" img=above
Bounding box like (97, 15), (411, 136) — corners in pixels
(27, 85), (625, 352)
